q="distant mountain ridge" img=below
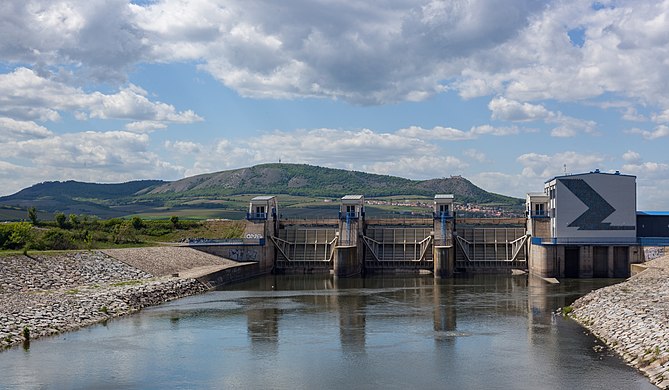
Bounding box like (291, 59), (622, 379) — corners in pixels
(0, 164), (522, 218)
(146, 163), (517, 204)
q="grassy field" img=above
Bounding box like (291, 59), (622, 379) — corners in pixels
(0, 219), (245, 254)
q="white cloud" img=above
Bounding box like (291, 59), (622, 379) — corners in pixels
(126, 121), (168, 132)
(364, 155), (467, 180)
(622, 161), (669, 179)
(0, 68), (202, 127)
(463, 149), (486, 162)
(396, 126), (474, 141)
(460, 1), (669, 110)
(622, 150), (641, 163)
(397, 124), (524, 141)
(0, 130), (184, 195)
(126, 0), (544, 104)
(652, 109), (669, 124)
(0, 1), (145, 82)
(626, 125), (669, 140)
(470, 124), (520, 136)
(0, 117), (52, 139)
(623, 161), (669, 209)
(517, 151), (605, 180)
(470, 171), (528, 198)
(164, 140), (202, 154)
(489, 97), (596, 137)
(3, 0), (668, 111)
(488, 97), (549, 121)
(175, 127), (470, 180)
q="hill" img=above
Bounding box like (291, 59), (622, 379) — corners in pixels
(0, 180), (165, 219)
(146, 163), (517, 204)
(0, 164), (522, 219)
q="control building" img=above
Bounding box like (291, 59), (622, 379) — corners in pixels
(528, 170), (641, 278)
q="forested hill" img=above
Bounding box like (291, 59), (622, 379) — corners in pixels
(2, 180), (165, 201)
(0, 164), (522, 218)
(146, 163), (520, 205)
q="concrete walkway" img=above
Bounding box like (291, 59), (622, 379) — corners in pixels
(102, 247), (243, 277)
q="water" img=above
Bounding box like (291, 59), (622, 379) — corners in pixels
(0, 275), (654, 389)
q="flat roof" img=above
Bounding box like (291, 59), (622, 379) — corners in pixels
(434, 194), (454, 199)
(342, 195), (364, 200)
(251, 196), (275, 201)
(545, 170), (636, 183)
(637, 211), (669, 216)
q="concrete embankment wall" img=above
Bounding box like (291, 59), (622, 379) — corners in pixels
(571, 254), (669, 389)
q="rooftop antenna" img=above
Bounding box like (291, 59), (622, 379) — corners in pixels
(563, 164), (567, 175)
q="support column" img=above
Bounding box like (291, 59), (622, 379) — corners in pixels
(334, 245), (361, 278)
(433, 246), (454, 278)
(335, 195), (365, 278)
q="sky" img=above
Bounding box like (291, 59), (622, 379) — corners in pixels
(1, 0), (668, 209)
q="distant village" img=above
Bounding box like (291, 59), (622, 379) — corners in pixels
(363, 199), (523, 218)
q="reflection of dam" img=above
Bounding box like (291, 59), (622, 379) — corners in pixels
(237, 274), (586, 351)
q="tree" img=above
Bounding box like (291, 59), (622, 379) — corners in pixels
(28, 207), (38, 225)
(55, 212), (67, 229)
(131, 216), (144, 230)
(69, 214), (80, 228)
(170, 215), (179, 228)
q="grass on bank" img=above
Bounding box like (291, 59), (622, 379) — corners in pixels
(0, 217), (245, 253)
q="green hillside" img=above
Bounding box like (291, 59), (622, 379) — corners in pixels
(146, 163), (520, 204)
(0, 164), (522, 220)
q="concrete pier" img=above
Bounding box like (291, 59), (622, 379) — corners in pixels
(433, 246), (454, 278)
(334, 245), (361, 277)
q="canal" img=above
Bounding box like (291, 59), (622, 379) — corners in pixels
(0, 274), (654, 389)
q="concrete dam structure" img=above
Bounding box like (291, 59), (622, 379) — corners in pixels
(188, 170), (669, 280)
(191, 193), (527, 278)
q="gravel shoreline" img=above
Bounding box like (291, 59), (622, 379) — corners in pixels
(0, 250), (210, 350)
(571, 255), (669, 389)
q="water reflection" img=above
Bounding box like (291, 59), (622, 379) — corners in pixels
(0, 274), (653, 389)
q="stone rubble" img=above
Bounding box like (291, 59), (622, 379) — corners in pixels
(0, 251), (208, 350)
(571, 255), (669, 389)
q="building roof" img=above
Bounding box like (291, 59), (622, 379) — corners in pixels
(341, 195), (364, 200)
(637, 211), (669, 216)
(434, 194), (454, 199)
(545, 169), (636, 184)
(251, 195), (275, 201)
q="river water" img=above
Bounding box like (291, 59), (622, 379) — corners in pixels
(0, 274), (654, 389)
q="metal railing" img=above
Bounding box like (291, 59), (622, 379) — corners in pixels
(433, 211), (453, 219)
(531, 237), (640, 245)
(246, 212), (267, 220)
(338, 211), (361, 220)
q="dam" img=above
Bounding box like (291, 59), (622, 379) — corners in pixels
(187, 170), (669, 281)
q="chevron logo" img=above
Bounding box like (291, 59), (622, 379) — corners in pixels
(561, 179), (635, 231)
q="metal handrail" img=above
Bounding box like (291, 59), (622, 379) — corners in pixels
(246, 212), (267, 220)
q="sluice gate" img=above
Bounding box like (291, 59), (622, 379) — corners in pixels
(362, 224), (434, 270)
(272, 223), (338, 271)
(455, 227), (527, 270)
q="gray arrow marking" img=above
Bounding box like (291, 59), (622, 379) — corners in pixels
(561, 179), (634, 230)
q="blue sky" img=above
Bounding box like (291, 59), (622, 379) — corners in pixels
(1, 0), (668, 209)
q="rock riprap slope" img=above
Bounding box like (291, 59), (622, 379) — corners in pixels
(572, 255), (669, 389)
(0, 251), (207, 349)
